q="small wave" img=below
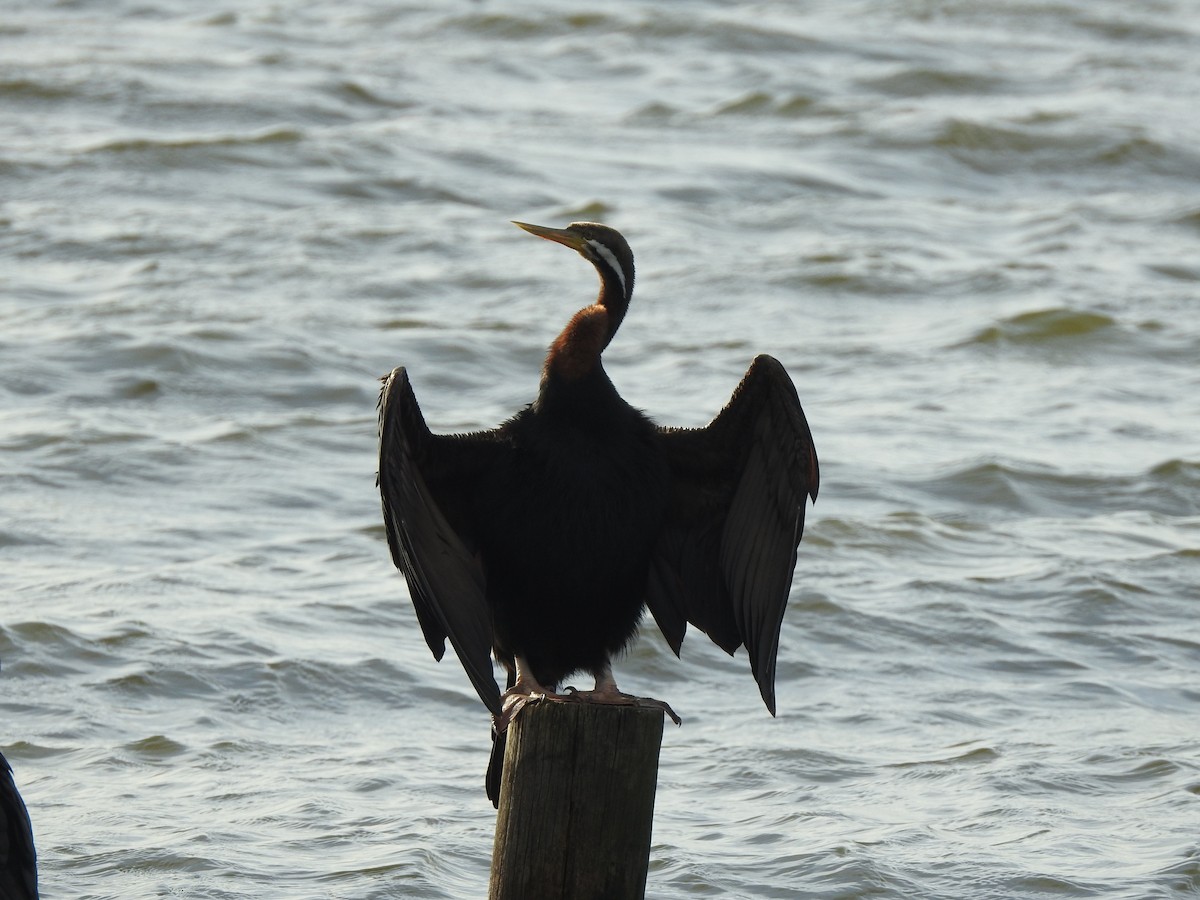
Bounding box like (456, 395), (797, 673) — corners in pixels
(1073, 13), (1194, 43)
(2, 621), (156, 678)
(948, 119), (1173, 167)
(962, 307), (1116, 346)
(1149, 458), (1200, 484)
(379, 316), (433, 332)
(807, 512), (994, 560)
(123, 735), (188, 759)
(1141, 459), (1200, 515)
(708, 90), (821, 118)
(913, 457), (1200, 517)
(441, 11), (612, 39)
(892, 117), (1200, 179)
(771, 255), (924, 295)
(888, 743), (1001, 770)
(83, 127), (304, 160)
(1155, 847), (1200, 892)
(561, 200), (617, 220)
(330, 79), (413, 111)
(0, 76), (80, 102)
(1145, 261), (1200, 282)
(1173, 205), (1200, 232)
(115, 378), (161, 400)
(313, 174), (473, 205)
(0, 528), (54, 550)
(954, 306), (1197, 365)
(933, 119), (1060, 154)
(624, 101), (682, 123)
(861, 68), (1011, 98)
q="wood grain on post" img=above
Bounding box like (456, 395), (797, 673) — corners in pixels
(489, 700), (666, 900)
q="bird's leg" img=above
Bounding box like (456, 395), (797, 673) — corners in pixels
(495, 655), (565, 733)
(564, 664), (682, 725)
(592, 665), (620, 696)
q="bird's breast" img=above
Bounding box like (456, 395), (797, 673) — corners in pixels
(475, 411), (670, 586)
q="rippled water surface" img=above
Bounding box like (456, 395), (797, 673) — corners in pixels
(3, 1), (1199, 897)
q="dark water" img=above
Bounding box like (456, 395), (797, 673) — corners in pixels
(2, 1), (1199, 897)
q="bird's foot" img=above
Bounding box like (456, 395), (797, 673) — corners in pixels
(494, 680), (570, 733)
(562, 685), (682, 726)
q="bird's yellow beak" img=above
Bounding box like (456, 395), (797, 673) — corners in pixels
(512, 221), (586, 252)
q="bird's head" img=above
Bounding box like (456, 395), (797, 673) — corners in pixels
(513, 220), (635, 309)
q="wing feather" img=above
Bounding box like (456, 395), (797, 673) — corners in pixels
(651, 355), (819, 714)
(378, 367), (503, 716)
(1, 752), (38, 900)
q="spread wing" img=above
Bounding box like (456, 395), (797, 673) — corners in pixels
(646, 354), (819, 715)
(377, 367), (504, 717)
(1, 751), (39, 900)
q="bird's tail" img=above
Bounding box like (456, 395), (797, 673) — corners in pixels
(485, 727), (506, 808)
(485, 667), (516, 807)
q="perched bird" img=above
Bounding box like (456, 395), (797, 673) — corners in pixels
(378, 221), (819, 805)
(1, 751), (38, 900)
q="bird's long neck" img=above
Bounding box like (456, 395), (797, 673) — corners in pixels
(543, 304), (610, 383)
(536, 302), (627, 424)
(594, 249), (632, 348)
(542, 253), (633, 383)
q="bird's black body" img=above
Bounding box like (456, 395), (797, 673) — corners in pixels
(1, 751), (39, 900)
(478, 370), (670, 687)
(378, 221), (819, 806)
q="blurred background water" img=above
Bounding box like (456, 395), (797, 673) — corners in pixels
(2, 1), (1199, 897)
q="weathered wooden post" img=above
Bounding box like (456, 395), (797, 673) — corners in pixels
(489, 700), (666, 900)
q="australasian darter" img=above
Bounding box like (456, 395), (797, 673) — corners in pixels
(377, 221), (819, 806)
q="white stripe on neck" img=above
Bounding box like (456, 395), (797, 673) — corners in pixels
(587, 239), (627, 297)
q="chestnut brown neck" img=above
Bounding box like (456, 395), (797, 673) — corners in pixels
(544, 304), (610, 382)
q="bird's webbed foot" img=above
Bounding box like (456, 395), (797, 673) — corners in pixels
(493, 656), (568, 734)
(562, 667), (682, 726)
